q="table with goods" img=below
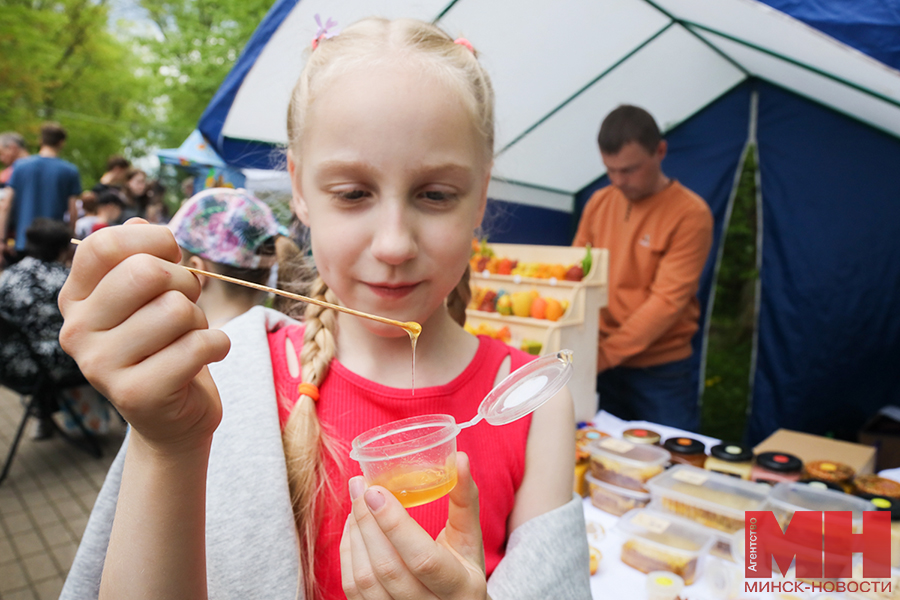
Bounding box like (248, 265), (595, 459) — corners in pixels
(579, 412), (900, 600)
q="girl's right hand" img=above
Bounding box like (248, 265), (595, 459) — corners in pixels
(59, 220), (231, 452)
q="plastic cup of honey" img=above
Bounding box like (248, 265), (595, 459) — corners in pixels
(350, 350), (573, 508)
(350, 414), (460, 508)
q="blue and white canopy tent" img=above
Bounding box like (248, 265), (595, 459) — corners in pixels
(156, 129), (246, 191)
(199, 0), (900, 444)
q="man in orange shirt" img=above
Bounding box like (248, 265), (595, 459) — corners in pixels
(573, 105), (713, 431)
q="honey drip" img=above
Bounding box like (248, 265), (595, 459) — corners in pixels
(404, 322), (421, 396)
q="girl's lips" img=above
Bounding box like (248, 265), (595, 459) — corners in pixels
(365, 282), (420, 299)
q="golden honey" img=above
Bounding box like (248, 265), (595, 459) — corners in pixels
(375, 466), (458, 508)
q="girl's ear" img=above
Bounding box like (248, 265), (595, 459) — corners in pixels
(287, 149), (311, 226)
(187, 255), (209, 288)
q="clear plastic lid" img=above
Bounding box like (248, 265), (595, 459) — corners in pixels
(766, 481), (874, 521)
(585, 472), (652, 501)
(465, 349), (573, 427)
(588, 436), (672, 469)
(617, 508), (715, 556)
(647, 465), (770, 521)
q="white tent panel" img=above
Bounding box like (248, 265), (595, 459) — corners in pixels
(438, 0), (670, 150)
(487, 178), (573, 212)
(658, 0), (900, 103)
(222, 0), (447, 144)
(698, 30), (900, 139)
(493, 26), (746, 193)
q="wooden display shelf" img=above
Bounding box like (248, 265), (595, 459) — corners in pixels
(467, 243), (608, 422)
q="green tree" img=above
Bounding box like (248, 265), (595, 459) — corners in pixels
(139, 0), (276, 150)
(0, 0), (155, 187)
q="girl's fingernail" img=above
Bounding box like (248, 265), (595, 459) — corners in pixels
(365, 488), (386, 512)
(349, 477), (365, 501)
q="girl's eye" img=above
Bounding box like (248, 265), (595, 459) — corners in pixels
(337, 190), (368, 201)
(422, 190), (453, 202)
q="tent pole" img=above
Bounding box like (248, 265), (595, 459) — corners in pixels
(696, 88), (756, 415)
(746, 84), (762, 426)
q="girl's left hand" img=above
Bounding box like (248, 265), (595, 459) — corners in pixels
(341, 452), (489, 600)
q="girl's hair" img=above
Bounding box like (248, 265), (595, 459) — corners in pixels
(282, 17), (494, 600)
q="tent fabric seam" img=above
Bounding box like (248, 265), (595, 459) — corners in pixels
(686, 21), (900, 110)
(491, 176), (574, 198)
(494, 22), (675, 158)
(433, 0), (462, 22)
(639, 0), (751, 77)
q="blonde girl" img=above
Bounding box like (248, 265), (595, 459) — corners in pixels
(59, 17), (591, 600)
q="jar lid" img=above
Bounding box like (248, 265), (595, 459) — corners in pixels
(623, 428), (661, 444)
(756, 451), (802, 473)
(853, 474), (900, 498)
(865, 495), (900, 521)
(801, 479), (844, 493)
(663, 437), (706, 455)
(710, 443), (753, 462)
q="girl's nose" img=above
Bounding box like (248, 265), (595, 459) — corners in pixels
(370, 203), (417, 266)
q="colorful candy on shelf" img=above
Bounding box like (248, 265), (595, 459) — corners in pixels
(464, 322), (511, 343)
(470, 238), (587, 281)
(470, 286), (569, 321)
(521, 340), (542, 355)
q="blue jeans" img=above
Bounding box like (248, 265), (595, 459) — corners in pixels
(596, 357), (700, 432)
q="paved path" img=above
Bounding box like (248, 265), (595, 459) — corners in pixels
(0, 385), (126, 599)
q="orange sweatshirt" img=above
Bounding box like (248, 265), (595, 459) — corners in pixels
(573, 181), (713, 371)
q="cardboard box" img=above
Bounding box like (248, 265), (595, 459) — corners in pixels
(858, 406), (900, 472)
(753, 428), (877, 475)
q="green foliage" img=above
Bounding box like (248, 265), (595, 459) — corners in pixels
(0, 0), (278, 188)
(138, 0), (276, 149)
(0, 0), (155, 187)
(701, 146), (759, 442)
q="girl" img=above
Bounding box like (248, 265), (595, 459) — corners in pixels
(58, 17), (590, 600)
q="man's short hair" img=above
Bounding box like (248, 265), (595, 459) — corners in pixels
(40, 122), (67, 148)
(25, 218), (71, 262)
(598, 105), (662, 155)
(0, 132), (26, 151)
(106, 155), (130, 171)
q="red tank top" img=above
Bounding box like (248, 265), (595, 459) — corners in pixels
(268, 325), (534, 600)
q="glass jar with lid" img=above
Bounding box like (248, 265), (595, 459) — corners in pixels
(662, 437), (707, 468)
(750, 452), (803, 484)
(623, 428), (661, 445)
(705, 443), (753, 480)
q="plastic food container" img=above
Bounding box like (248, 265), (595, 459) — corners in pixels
(751, 452), (803, 484)
(616, 508), (715, 585)
(663, 437), (708, 468)
(705, 443), (753, 480)
(765, 481), (874, 530)
(589, 437), (670, 492)
(576, 427), (608, 463)
(585, 472), (651, 516)
(647, 465), (770, 537)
